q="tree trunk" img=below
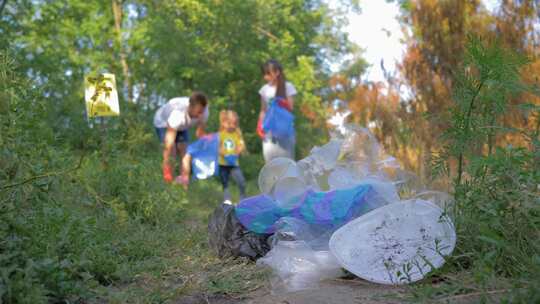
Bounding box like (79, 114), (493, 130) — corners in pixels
(111, 0), (133, 103)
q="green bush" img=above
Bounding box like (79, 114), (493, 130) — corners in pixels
(427, 36), (540, 301)
(0, 50), (193, 303)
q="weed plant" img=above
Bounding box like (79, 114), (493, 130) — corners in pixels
(418, 36), (540, 303)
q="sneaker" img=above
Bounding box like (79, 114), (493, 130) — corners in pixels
(163, 165), (173, 183)
(223, 200), (232, 205)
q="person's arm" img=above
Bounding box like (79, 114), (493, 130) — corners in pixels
(195, 122), (206, 138)
(283, 82), (297, 111)
(259, 97), (267, 119)
(286, 95), (294, 110)
(180, 153), (192, 184)
(219, 137), (226, 156)
(278, 96), (294, 111)
(257, 97), (267, 138)
(236, 135), (246, 155)
(163, 127), (177, 165)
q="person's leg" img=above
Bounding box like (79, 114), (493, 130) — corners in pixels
(160, 128), (178, 182)
(176, 153), (191, 189)
(219, 165), (232, 202)
(285, 134), (296, 160)
(263, 136), (290, 162)
(263, 136), (285, 163)
(231, 166), (246, 200)
(181, 154), (192, 178)
(176, 142), (186, 172)
(156, 127), (166, 143)
(175, 129), (189, 175)
(262, 140), (269, 163)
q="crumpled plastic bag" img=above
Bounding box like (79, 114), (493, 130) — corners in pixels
(263, 97), (295, 139)
(257, 217), (344, 293)
(208, 203), (271, 260)
(187, 133), (219, 179)
(235, 184), (378, 234)
(257, 241), (344, 293)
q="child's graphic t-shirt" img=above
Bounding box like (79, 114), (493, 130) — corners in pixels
(219, 131), (244, 167)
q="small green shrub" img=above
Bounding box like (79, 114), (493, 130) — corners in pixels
(425, 36), (540, 301)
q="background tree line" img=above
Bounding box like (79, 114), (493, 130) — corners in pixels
(1, 1), (363, 302)
(330, 0), (539, 184)
(1, 0), (363, 164)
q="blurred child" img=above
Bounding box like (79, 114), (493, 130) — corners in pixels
(217, 110), (246, 204)
(179, 110), (246, 204)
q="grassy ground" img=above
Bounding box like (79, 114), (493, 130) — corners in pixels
(3, 143), (537, 304)
(87, 178), (269, 304)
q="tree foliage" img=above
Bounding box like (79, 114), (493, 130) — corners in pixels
(0, 2), (361, 302)
(340, 0), (540, 180)
(1, 0), (358, 155)
(424, 36), (540, 303)
(397, 0), (540, 175)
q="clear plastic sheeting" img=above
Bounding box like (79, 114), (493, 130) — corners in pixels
(339, 125), (382, 168)
(329, 199), (456, 285)
(273, 176), (307, 209)
(258, 157), (299, 195)
(271, 217), (318, 244)
(258, 241), (344, 293)
(245, 124), (456, 292)
(258, 217), (344, 293)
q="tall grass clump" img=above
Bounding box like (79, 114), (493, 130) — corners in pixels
(426, 36), (540, 302)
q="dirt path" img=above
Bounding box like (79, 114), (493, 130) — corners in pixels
(173, 279), (406, 304)
(242, 279), (406, 304)
(172, 278), (498, 304)
(241, 279), (500, 304)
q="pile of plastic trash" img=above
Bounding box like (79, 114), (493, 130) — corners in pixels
(208, 124), (456, 293)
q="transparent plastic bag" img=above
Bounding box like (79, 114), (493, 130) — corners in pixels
(273, 176), (307, 209)
(258, 157), (299, 194)
(258, 240), (344, 293)
(259, 218), (345, 293)
(262, 98), (295, 139)
(270, 217), (333, 250)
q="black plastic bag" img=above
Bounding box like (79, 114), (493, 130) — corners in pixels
(208, 203), (271, 260)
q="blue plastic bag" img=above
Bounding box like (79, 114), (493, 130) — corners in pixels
(235, 184), (375, 234)
(224, 154), (238, 166)
(187, 133), (219, 179)
(262, 97), (294, 139)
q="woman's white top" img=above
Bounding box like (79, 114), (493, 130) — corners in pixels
(258, 81), (297, 105)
